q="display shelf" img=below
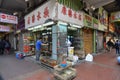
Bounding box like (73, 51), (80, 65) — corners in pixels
(40, 56), (57, 67)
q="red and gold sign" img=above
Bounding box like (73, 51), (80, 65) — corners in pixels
(109, 23), (115, 32)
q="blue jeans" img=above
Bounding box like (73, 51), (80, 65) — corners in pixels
(116, 48), (119, 54)
(36, 50), (41, 61)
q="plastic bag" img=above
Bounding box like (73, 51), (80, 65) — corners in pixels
(85, 54), (93, 62)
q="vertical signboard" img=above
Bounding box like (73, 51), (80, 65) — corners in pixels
(109, 23), (115, 33)
(98, 7), (108, 31)
(93, 18), (98, 29)
(16, 18), (25, 30)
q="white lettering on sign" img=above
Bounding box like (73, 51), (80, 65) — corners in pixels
(0, 13), (18, 24)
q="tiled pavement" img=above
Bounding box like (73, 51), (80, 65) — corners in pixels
(0, 49), (120, 80)
(74, 50), (120, 80)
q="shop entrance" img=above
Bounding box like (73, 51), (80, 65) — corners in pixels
(34, 26), (57, 67)
(83, 28), (93, 54)
(67, 26), (83, 56)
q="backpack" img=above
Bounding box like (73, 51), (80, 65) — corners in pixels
(115, 42), (119, 48)
(5, 42), (9, 48)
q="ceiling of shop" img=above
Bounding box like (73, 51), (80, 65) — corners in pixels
(0, 0), (47, 16)
(0, 0), (120, 16)
(0, 0), (26, 14)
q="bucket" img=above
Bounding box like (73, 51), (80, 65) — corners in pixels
(68, 47), (74, 55)
(16, 52), (25, 59)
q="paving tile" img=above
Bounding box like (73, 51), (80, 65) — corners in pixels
(1, 49), (120, 80)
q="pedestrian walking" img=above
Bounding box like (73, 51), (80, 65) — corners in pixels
(0, 39), (5, 55)
(106, 39), (114, 52)
(4, 40), (11, 54)
(115, 40), (119, 55)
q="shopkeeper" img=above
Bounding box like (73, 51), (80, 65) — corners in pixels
(35, 37), (48, 62)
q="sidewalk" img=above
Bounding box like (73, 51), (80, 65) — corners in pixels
(11, 49), (120, 80)
(74, 49), (120, 80)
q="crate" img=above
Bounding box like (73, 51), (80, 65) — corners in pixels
(54, 65), (76, 80)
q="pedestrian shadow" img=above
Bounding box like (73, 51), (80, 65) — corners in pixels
(0, 74), (4, 80)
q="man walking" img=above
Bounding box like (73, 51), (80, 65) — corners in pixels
(115, 40), (119, 55)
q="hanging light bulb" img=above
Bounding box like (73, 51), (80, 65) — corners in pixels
(25, 0), (29, 2)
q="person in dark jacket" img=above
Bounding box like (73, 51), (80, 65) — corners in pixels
(0, 39), (5, 55)
(115, 40), (120, 55)
(4, 40), (11, 54)
(107, 39), (114, 52)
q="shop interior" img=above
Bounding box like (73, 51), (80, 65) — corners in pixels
(67, 26), (81, 51)
(26, 22), (83, 67)
(67, 25), (83, 59)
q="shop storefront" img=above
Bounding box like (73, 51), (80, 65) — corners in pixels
(93, 18), (104, 52)
(110, 11), (119, 39)
(95, 21), (107, 53)
(0, 25), (14, 48)
(0, 13), (18, 50)
(24, 0), (84, 67)
(96, 31), (104, 52)
(96, 7), (109, 53)
(83, 14), (94, 54)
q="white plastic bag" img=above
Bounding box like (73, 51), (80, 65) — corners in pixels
(85, 54), (93, 62)
(73, 55), (78, 63)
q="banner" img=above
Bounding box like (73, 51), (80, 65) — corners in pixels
(110, 11), (120, 22)
(0, 13), (18, 24)
(109, 23), (115, 32)
(0, 25), (10, 32)
(98, 7), (108, 26)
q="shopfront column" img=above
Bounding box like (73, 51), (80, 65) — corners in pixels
(52, 25), (57, 60)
